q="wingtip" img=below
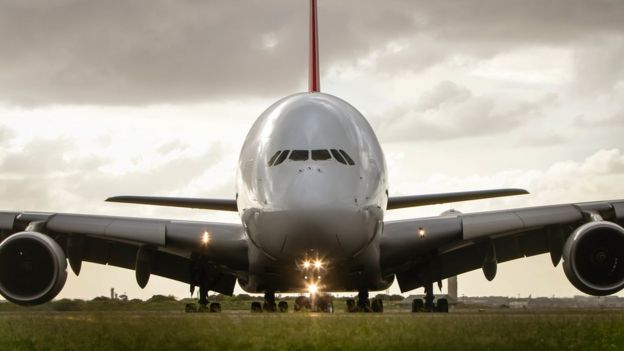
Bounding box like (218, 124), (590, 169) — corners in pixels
(105, 196), (124, 203)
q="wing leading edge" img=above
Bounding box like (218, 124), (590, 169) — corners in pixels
(106, 196), (238, 212)
(387, 188), (529, 210)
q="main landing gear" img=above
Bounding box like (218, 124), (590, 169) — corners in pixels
(251, 291), (289, 313)
(184, 283), (221, 313)
(411, 283), (448, 313)
(346, 289), (383, 313)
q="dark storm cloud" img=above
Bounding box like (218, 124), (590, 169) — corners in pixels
(0, 0), (622, 105)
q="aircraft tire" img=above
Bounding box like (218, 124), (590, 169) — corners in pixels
(209, 302), (221, 313)
(436, 298), (449, 313)
(346, 299), (356, 312)
(412, 298), (424, 313)
(251, 301), (262, 313)
(371, 298), (384, 313)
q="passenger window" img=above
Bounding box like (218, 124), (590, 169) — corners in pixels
(273, 150), (290, 166)
(311, 149), (331, 161)
(268, 151), (281, 166)
(339, 150), (355, 165)
(330, 149), (347, 164)
(289, 150), (309, 161)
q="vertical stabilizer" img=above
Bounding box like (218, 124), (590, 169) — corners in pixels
(309, 0), (320, 92)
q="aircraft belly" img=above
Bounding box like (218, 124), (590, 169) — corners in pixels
(243, 206), (382, 261)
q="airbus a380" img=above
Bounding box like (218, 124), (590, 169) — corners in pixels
(1, 0), (623, 313)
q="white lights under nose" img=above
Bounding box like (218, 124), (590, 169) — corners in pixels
(313, 260), (322, 269)
(201, 231), (211, 245)
(307, 283), (318, 295)
(303, 261), (311, 269)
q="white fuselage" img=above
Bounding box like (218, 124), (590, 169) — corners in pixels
(235, 92), (391, 293)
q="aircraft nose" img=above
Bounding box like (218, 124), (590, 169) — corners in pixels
(281, 165), (357, 210)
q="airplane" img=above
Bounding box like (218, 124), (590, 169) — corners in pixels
(1, 0), (623, 313)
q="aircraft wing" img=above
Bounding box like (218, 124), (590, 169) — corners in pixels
(0, 211), (247, 295)
(387, 188), (528, 209)
(380, 200), (624, 292)
(106, 196), (238, 212)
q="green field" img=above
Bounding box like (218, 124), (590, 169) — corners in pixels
(1, 310), (623, 351)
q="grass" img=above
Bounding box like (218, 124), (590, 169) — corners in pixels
(0, 310), (623, 351)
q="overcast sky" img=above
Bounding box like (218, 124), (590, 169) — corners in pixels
(0, 0), (623, 300)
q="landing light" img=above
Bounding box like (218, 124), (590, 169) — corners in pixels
(303, 261), (311, 269)
(201, 231), (211, 246)
(418, 227), (426, 238)
(313, 260), (323, 269)
(307, 283), (318, 295)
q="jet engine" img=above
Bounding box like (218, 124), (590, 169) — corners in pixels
(562, 221), (624, 296)
(0, 232), (67, 305)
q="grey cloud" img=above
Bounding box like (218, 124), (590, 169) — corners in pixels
(157, 140), (189, 155)
(373, 81), (557, 142)
(0, 138), (103, 175)
(575, 110), (624, 127)
(0, 0), (623, 105)
(0, 136), (231, 212)
(0, 125), (14, 145)
(571, 36), (624, 95)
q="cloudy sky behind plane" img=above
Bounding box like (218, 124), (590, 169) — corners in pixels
(0, 0), (623, 300)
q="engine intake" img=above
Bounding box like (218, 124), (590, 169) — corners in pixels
(0, 232), (67, 305)
(563, 221), (624, 296)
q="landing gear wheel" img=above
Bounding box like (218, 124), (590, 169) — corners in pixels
(357, 290), (371, 312)
(371, 298), (384, 313)
(263, 301), (277, 312)
(316, 295), (334, 313)
(251, 301), (262, 313)
(278, 301), (288, 313)
(346, 299), (356, 313)
(294, 296), (311, 312)
(185, 303), (197, 313)
(411, 298), (424, 313)
(436, 298), (449, 313)
(357, 299), (371, 312)
(209, 302), (221, 313)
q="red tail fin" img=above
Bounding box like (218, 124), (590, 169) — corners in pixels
(309, 0), (320, 92)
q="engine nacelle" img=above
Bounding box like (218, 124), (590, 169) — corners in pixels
(0, 232), (67, 305)
(562, 221), (624, 296)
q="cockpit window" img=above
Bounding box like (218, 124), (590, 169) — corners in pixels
(273, 150), (290, 166)
(339, 150), (355, 165)
(268, 148), (355, 166)
(330, 149), (347, 164)
(311, 149), (331, 161)
(289, 150), (309, 161)
(268, 151), (281, 166)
